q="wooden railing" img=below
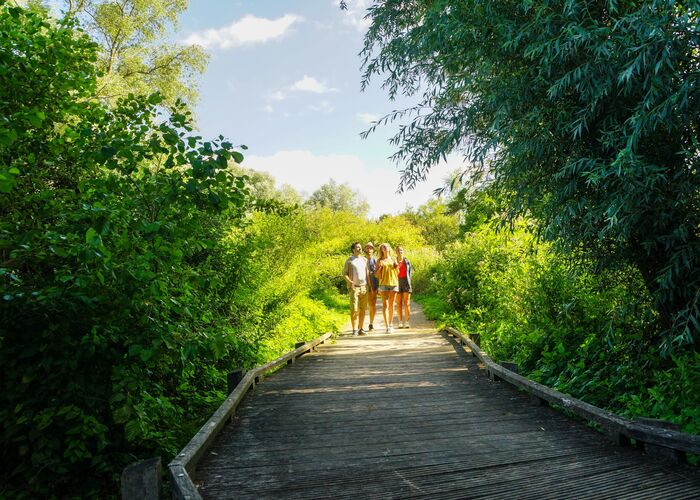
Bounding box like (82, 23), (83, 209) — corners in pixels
(443, 326), (700, 463)
(168, 332), (333, 500)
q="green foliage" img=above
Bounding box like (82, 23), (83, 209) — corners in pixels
(0, 3), (447, 497)
(229, 164), (303, 206)
(617, 352), (700, 437)
(367, 214), (426, 249)
(305, 179), (370, 216)
(0, 5), (253, 496)
(402, 199), (460, 248)
(0, 4), (98, 193)
(446, 184), (502, 234)
(422, 210), (699, 436)
(61, 0), (208, 106)
(361, 0), (700, 349)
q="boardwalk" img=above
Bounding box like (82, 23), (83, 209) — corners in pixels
(196, 306), (700, 499)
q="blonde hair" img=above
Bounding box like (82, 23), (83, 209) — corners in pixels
(379, 243), (393, 260)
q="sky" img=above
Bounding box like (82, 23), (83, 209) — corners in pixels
(174, 0), (457, 217)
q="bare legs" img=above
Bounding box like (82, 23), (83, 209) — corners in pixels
(350, 308), (357, 332)
(396, 293), (403, 323)
(396, 292), (411, 327)
(368, 289), (377, 328)
(380, 290), (396, 331)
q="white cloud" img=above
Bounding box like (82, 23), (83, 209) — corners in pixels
(308, 100), (334, 114)
(264, 105), (274, 113)
(269, 90), (287, 101)
(183, 14), (302, 50)
(339, 0), (372, 32)
(290, 75), (337, 94)
(244, 150), (456, 217)
(357, 112), (379, 124)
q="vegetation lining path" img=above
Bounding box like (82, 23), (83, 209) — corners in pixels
(195, 306), (700, 498)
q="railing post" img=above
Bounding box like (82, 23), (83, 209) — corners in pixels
(607, 429), (632, 447)
(227, 369), (245, 395)
(636, 418), (687, 464)
(121, 457), (161, 500)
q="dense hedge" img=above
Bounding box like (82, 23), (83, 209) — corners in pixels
(0, 7), (355, 497)
(421, 219), (700, 440)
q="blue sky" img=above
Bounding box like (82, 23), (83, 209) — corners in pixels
(176, 1), (457, 217)
(43, 0), (456, 216)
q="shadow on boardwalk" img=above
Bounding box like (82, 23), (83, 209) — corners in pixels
(196, 305), (700, 499)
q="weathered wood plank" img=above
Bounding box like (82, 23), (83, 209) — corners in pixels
(120, 457), (161, 500)
(444, 326), (700, 455)
(169, 465), (202, 500)
(168, 332), (332, 497)
(193, 308), (700, 499)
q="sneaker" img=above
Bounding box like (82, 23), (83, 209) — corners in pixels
(405, 322), (410, 329)
(368, 324), (374, 331)
(352, 329), (358, 336)
(358, 328), (367, 336)
(388, 326), (394, 334)
(399, 321), (404, 328)
(385, 327), (391, 334)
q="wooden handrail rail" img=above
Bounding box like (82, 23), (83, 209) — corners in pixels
(168, 332), (333, 499)
(443, 326), (700, 457)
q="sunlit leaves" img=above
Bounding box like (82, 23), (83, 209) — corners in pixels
(361, 0), (700, 347)
(0, 4), (250, 496)
(62, 0), (208, 107)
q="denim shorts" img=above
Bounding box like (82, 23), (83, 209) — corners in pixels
(379, 285), (398, 292)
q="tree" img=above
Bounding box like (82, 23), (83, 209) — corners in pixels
(0, 4), (249, 495)
(360, 1), (700, 350)
(277, 183), (303, 205)
(403, 199), (460, 249)
(306, 179), (370, 216)
(228, 164), (302, 206)
(59, 0), (207, 106)
(229, 164), (277, 200)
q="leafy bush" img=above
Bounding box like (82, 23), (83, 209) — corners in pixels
(423, 217), (699, 436)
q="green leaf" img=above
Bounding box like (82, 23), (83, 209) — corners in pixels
(139, 349), (154, 362)
(0, 128), (18, 146)
(142, 222), (162, 234)
(85, 227), (98, 244)
(26, 109), (46, 128)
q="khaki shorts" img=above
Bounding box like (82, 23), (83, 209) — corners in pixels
(349, 285), (368, 314)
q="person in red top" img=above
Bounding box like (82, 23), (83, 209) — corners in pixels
(395, 246), (413, 328)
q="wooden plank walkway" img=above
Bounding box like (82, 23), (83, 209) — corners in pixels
(195, 306), (700, 499)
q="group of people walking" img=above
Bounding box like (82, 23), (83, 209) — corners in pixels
(343, 241), (412, 336)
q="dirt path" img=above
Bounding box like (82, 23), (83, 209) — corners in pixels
(341, 297), (434, 335)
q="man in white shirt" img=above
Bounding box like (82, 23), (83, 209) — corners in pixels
(343, 242), (370, 336)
